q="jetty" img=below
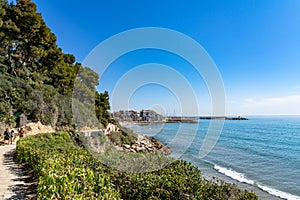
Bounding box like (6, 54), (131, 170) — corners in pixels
(199, 116), (248, 120)
(165, 117), (198, 123)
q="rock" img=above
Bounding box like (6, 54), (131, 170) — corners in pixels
(145, 146), (152, 151)
(140, 140), (147, 145)
(115, 146), (125, 151)
(106, 130), (171, 154)
(150, 137), (164, 149)
(136, 146), (145, 152)
(130, 148), (136, 152)
(24, 121), (55, 136)
(18, 114), (27, 127)
(162, 146), (172, 154)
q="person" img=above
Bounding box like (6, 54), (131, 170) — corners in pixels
(9, 130), (14, 144)
(19, 127), (25, 138)
(4, 128), (10, 144)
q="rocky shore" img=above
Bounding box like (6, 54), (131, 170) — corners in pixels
(114, 134), (171, 154)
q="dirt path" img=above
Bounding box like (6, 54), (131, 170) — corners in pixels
(0, 144), (36, 200)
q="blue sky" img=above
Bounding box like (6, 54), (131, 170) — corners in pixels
(32, 0), (300, 116)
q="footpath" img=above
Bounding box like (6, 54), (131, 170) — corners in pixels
(0, 143), (26, 200)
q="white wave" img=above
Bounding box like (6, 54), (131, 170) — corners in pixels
(214, 165), (254, 185)
(259, 185), (300, 200)
(214, 165), (300, 200)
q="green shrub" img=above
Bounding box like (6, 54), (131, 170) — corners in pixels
(112, 160), (203, 200)
(94, 151), (173, 174)
(16, 132), (257, 200)
(107, 127), (138, 146)
(16, 132), (119, 199)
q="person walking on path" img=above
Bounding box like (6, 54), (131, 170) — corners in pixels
(3, 128), (10, 145)
(9, 130), (14, 144)
(19, 128), (25, 138)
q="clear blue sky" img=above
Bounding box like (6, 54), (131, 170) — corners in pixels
(32, 0), (300, 116)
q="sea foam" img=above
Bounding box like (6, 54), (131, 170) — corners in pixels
(214, 165), (300, 200)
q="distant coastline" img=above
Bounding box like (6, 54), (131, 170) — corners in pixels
(199, 116), (248, 120)
(113, 109), (248, 124)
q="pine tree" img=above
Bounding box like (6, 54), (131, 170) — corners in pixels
(0, 0), (112, 128)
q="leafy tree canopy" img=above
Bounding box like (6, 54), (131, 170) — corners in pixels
(0, 0), (111, 128)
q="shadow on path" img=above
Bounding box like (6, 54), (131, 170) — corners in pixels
(2, 146), (37, 200)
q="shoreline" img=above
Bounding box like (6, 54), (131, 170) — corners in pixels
(200, 167), (283, 200)
(123, 123), (298, 200)
(182, 151), (294, 200)
(210, 165), (300, 200)
(181, 152), (288, 200)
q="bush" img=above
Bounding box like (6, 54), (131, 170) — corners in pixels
(107, 127), (138, 146)
(16, 132), (257, 200)
(112, 160), (203, 199)
(16, 132), (119, 199)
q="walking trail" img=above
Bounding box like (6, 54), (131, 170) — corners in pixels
(0, 143), (30, 200)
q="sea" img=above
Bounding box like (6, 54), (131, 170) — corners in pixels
(126, 116), (300, 200)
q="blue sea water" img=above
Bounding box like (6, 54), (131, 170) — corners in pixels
(127, 116), (300, 200)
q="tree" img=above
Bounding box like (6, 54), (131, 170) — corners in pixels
(95, 91), (111, 128)
(0, 0), (57, 79)
(0, 0), (112, 129)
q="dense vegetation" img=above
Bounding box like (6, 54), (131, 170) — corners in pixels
(0, 0), (110, 128)
(16, 132), (258, 199)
